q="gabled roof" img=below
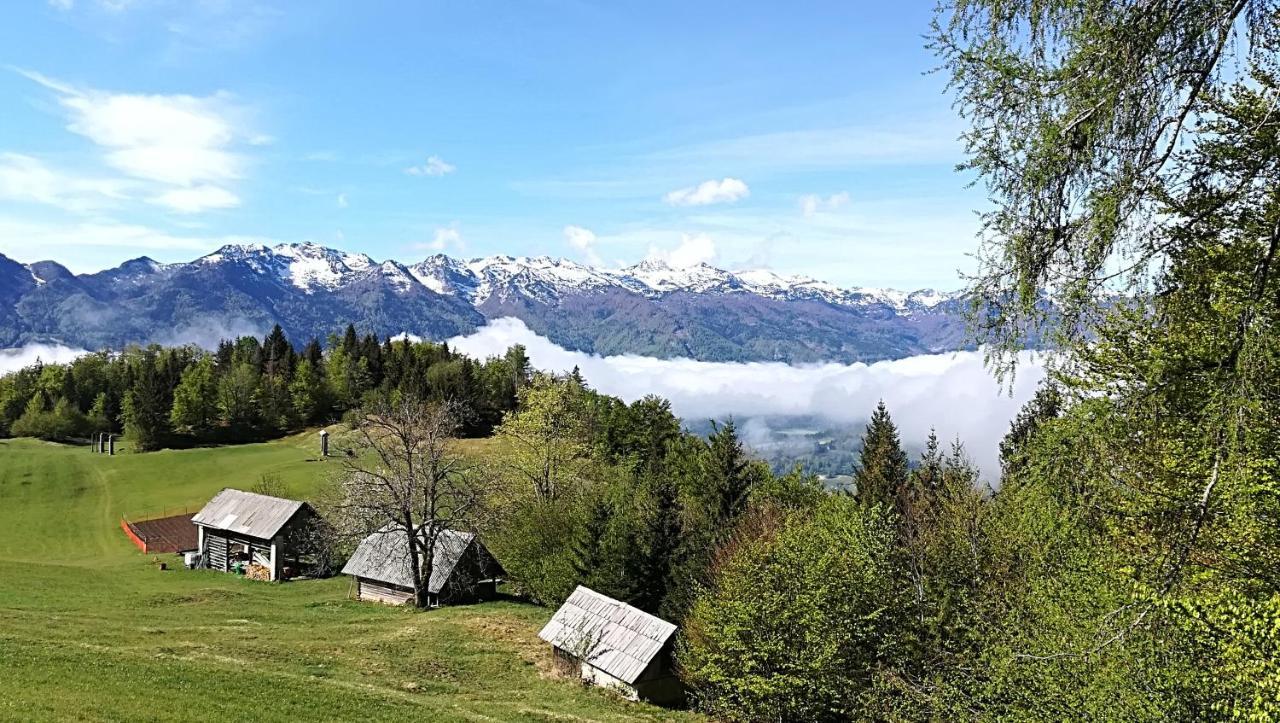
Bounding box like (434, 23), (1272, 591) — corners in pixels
(340, 525), (481, 594)
(538, 586), (677, 685)
(192, 488), (308, 540)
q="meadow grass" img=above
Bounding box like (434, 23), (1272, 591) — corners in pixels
(0, 434), (698, 722)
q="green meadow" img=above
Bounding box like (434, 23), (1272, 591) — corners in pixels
(0, 434), (697, 722)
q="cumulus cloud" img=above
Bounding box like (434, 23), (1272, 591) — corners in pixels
(449, 318), (1047, 479)
(0, 344), (90, 375)
(664, 177), (749, 207)
(405, 155), (456, 177)
(563, 225), (601, 266)
(426, 226), (465, 253)
(799, 191), (850, 217)
(648, 232), (717, 268)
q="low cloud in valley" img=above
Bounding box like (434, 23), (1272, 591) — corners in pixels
(450, 318), (1049, 478)
(0, 343), (89, 375)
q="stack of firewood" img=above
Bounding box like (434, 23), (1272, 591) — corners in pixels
(244, 564), (271, 581)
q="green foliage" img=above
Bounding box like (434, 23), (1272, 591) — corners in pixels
(492, 496), (584, 605)
(932, 0), (1280, 369)
(496, 374), (593, 501)
(170, 355), (218, 433)
(680, 497), (899, 722)
(10, 392), (89, 441)
(912, 5), (1280, 718)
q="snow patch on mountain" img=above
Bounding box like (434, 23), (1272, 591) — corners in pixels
(621, 259), (734, 294)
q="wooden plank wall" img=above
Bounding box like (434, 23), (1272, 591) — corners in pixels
(358, 579), (414, 605)
(205, 532), (228, 571)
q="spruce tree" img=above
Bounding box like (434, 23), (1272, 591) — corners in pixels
(123, 353), (170, 451)
(853, 400), (909, 511)
(701, 419), (753, 524)
(632, 479), (683, 614)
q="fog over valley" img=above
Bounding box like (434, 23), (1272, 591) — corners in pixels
(447, 318), (1047, 478)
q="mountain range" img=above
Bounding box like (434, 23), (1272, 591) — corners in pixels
(0, 242), (973, 363)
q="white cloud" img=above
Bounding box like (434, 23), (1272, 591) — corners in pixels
(425, 226), (464, 253)
(18, 69), (251, 214)
(664, 177), (750, 207)
(0, 153), (131, 212)
(337, 193), (348, 209)
(0, 344), (89, 375)
(404, 155), (456, 177)
(150, 185), (240, 213)
(563, 225), (601, 266)
(799, 191), (850, 217)
(152, 317), (265, 349)
(448, 318), (1047, 479)
(648, 232), (717, 268)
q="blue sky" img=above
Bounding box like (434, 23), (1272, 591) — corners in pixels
(0, 1), (982, 289)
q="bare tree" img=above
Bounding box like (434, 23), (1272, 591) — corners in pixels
(333, 397), (483, 608)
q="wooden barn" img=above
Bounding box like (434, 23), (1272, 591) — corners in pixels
(341, 525), (504, 607)
(538, 586), (683, 704)
(192, 488), (316, 582)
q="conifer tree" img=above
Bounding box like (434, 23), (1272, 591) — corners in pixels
(301, 338), (323, 368)
(123, 352), (170, 451)
(572, 494), (613, 583)
(262, 324), (294, 379)
(696, 420), (757, 524)
(632, 479), (683, 614)
(853, 400), (909, 511)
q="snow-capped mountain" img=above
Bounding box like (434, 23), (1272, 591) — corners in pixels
(197, 242), (376, 294)
(406, 253), (960, 312)
(0, 243), (971, 363)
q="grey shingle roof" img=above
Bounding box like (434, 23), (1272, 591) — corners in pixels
(340, 525), (477, 594)
(538, 586), (677, 685)
(192, 488), (307, 540)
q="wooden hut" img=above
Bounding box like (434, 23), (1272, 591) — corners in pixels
(340, 525), (504, 607)
(192, 488), (315, 582)
(538, 586), (683, 704)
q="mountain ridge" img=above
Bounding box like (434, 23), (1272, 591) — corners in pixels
(0, 242), (973, 363)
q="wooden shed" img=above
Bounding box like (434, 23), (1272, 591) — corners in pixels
(192, 488), (316, 582)
(538, 586), (683, 704)
(340, 525), (504, 607)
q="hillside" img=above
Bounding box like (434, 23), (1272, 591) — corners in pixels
(0, 244), (969, 363)
(0, 434), (698, 722)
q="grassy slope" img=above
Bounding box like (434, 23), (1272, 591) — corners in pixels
(0, 434), (697, 722)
